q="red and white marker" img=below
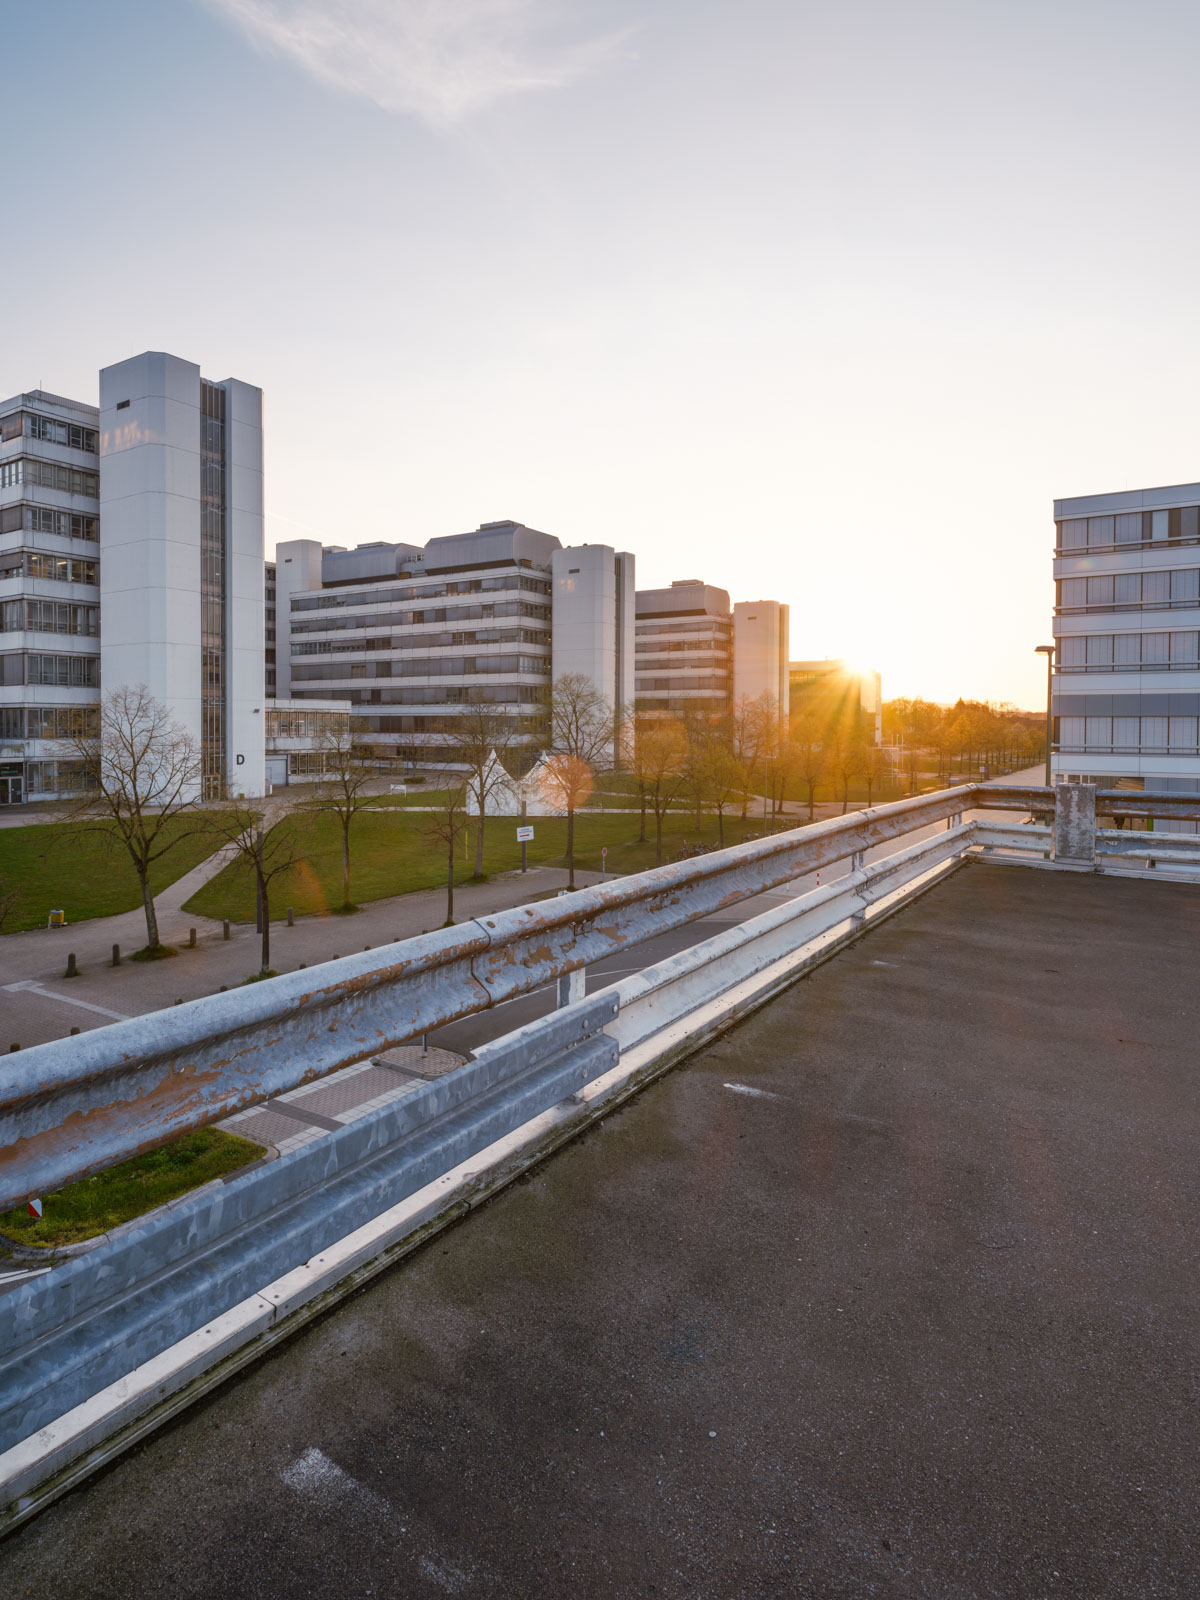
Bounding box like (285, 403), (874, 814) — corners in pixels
(27, 1197), (42, 1219)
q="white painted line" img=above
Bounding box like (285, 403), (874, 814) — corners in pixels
(723, 1082), (786, 1101)
(1, 982), (130, 1021)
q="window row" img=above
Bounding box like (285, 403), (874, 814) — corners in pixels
(292, 574), (551, 612)
(264, 708), (350, 738)
(1057, 507), (1200, 552)
(0, 459), (98, 497)
(0, 504), (98, 540)
(293, 628), (549, 657)
(0, 412), (98, 453)
(634, 618), (731, 637)
(290, 601), (551, 632)
(23, 760), (91, 794)
(292, 684), (547, 708)
(25, 653), (99, 687)
(636, 676), (731, 693)
(1058, 715), (1200, 752)
(0, 600), (99, 636)
(292, 655), (550, 683)
(635, 640), (731, 657)
(1058, 631), (1200, 670)
(0, 552), (97, 585)
(1058, 569), (1200, 612)
(0, 706), (98, 740)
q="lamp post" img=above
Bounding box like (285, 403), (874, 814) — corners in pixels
(1035, 644), (1055, 788)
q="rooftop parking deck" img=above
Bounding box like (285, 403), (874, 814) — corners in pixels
(3, 860), (1199, 1597)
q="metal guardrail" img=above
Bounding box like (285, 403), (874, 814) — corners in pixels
(5, 777), (1200, 1527)
(0, 782), (1024, 1208)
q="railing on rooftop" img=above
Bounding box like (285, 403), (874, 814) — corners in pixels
(3, 778), (1200, 1527)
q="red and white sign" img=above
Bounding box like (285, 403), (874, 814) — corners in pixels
(27, 1197), (42, 1219)
(516, 826), (534, 842)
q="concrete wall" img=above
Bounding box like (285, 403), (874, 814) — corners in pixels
(273, 539), (324, 700)
(733, 600), (790, 715)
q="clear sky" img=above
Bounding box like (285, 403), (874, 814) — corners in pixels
(5, 0), (1200, 709)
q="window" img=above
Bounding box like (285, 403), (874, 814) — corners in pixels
(1086, 575), (1113, 607)
(1151, 510), (1169, 541)
(0, 459), (98, 496)
(1087, 516), (1114, 548)
(24, 413), (98, 454)
(1114, 512), (1141, 544)
(1085, 635), (1113, 666)
(26, 654), (99, 687)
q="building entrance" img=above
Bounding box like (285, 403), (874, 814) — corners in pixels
(0, 766), (24, 805)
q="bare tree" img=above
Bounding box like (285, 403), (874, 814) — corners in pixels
(310, 730), (379, 912)
(451, 691), (521, 879)
(548, 675), (615, 884)
(631, 715), (688, 865)
(787, 715), (828, 822)
(209, 808), (305, 976)
(695, 738), (745, 847)
(59, 685), (207, 955)
(420, 781), (470, 926)
(538, 753), (595, 889)
(859, 742), (891, 806)
(0, 876), (18, 933)
(831, 730), (863, 815)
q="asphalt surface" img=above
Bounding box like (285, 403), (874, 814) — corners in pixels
(3, 861), (1199, 1598)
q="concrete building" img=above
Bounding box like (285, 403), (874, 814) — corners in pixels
(1053, 481), (1200, 819)
(99, 352), (265, 800)
(789, 659), (882, 744)
(264, 698), (351, 788)
(265, 561), (277, 699)
(280, 521), (631, 773)
(634, 580), (733, 718)
(733, 599), (790, 717)
(0, 389), (102, 803)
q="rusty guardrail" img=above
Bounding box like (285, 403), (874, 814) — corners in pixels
(0, 782), (1032, 1208)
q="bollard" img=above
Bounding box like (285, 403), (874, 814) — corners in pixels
(364, 944), (371, 952)
(175, 998), (183, 1006)
(219, 984), (228, 993)
(287, 907), (294, 927)
(112, 943), (120, 968)
(189, 928), (197, 949)
(64, 952), (78, 979)
(9, 1043), (18, 1053)
(70, 1026), (80, 1036)
(299, 961), (307, 970)
(223, 921), (230, 941)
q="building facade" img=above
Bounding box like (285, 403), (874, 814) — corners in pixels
(264, 698), (351, 787)
(1052, 483), (1200, 815)
(733, 599), (790, 716)
(634, 580), (733, 718)
(99, 352), (265, 799)
(0, 389), (102, 803)
(789, 659), (882, 744)
(280, 521), (632, 773)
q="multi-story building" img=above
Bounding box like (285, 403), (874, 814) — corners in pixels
(733, 599), (790, 717)
(99, 352), (265, 799)
(0, 389), (102, 804)
(264, 698), (351, 787)
(789, 659), (882, 744)
(634, 580), (733, 718)
(1052, 482), (1200, 816)
(279, 520), (631, 774)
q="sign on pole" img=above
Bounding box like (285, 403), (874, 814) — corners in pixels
(516, 826), (534, 842)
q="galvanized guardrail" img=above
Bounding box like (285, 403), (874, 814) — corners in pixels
(0, 782), (1025, 1208)
(4, 778), (1200, 1528)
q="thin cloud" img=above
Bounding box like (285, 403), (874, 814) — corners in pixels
(202, 0), (637, 125)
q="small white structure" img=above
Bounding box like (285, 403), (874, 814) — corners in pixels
(463, 751), (567, 817)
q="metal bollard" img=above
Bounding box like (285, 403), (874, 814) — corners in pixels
(219, 984), (228, 993)
(112, 943), (120, 967)
(175, 998), (182, 1006)
(299, 961), (307, 970)
(287, 907), (295, 927)
(65, 952), (78, 979)
(223, 921), (231, 941)
(9, 1043), (18, 1053)
(70, 1026), (80, 1036)
(189, 928), (197, 949)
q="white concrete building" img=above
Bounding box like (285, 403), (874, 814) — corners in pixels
(1053, 482), (1200, 816)
(550, 543), (635, 747)
(634, 580), (733, 718)
(264, 698), (351, 788)
(281, 521), (631, 772)
(733, 599), (790, 716)
(0, 389), (102, 803)
(99, 352), (265, 799)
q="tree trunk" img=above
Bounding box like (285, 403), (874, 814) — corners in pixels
(654, 804), (664, 865)
(566, 805), (575, 889)
(446, 830), (455, 924)
(638, 786), (647, 843)
(807, 784), (816, 822)
(260, 877), (271, 973)
(716, 806), (725, 847)
(139, 869), (160, 951)
(840, 780), (848, 815)
(342, 817), (351, 908)
(474, 813), (485, 879)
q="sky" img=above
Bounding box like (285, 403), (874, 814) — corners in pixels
(5, 0), (1200, 710)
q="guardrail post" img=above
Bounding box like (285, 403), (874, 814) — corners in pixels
(1053, 782), (1097, 867)
(557, 969), (586, 1008)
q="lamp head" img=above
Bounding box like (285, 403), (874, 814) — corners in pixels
(1035, 644), (1055, 658)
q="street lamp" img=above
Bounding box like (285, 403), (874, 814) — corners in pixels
(1035, 644), (1055, 788)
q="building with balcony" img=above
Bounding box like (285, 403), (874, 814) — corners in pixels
(1052, 481), (1200, 819)
(634, 580), (733, 718)
(0, 388), (102, 804)
(281, 521), (632, 772)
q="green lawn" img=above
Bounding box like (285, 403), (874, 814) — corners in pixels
(0, 1128), (265, 1249)
(183, 806), (779, 923)
(0, 815), (227, 933)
